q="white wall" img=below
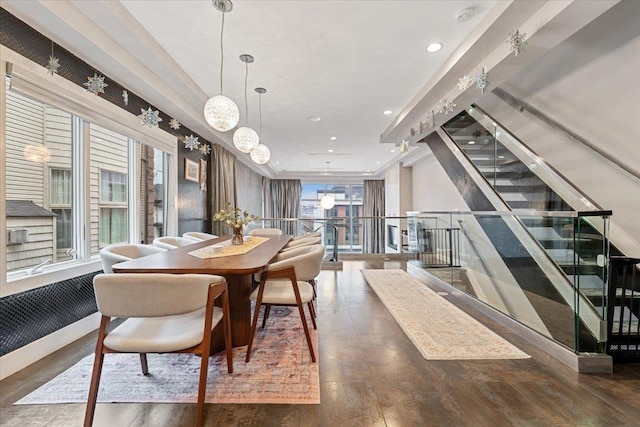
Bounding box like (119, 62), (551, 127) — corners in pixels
(411, 153), (469, 212)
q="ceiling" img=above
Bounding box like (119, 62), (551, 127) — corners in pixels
(4, 0), (497, 179)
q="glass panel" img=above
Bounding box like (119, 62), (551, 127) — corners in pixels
(138, 143), (165, 244)
(90, 123), (128, 253)
(5, 79), (75, 273)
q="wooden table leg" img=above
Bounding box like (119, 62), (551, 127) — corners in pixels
(211, 273), (253, 353)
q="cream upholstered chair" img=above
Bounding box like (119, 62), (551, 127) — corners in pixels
(280, 236), (322, 252)
(183, 232), (218, 241)
(291, 231), (321, 241)
(84, 273), (232, 427)
(99, 244), (166, 274)
(245, 244), (325, 363)
(153, 236), (196, 250)
(248, 227), (283, 237)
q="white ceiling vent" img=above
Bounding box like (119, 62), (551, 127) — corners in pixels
(455, 7), (475, 23)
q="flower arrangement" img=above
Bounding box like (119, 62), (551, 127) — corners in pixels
(213, 203), (259, 244)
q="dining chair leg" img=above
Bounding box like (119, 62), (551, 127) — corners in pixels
(246, 281), (266, 363)
(196, 339), (210, 427)
(221, 288), (233, 374)
(84, 316), (110, 427)
(308, 303), (317, 330)
(261, 304), (271, 329)
(139, 353), (149, 375)
(292, 281), (315, 363)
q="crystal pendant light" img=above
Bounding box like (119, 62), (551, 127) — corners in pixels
(203, 0), (239, 132)
(320, 163), (335, 209)
(233, 55), (259, 153)
(250, 87), (271, 164)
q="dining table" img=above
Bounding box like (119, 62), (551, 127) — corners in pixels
(112, 234), (292, 353)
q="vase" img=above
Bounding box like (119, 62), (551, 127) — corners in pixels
(231, 226), (244, 245)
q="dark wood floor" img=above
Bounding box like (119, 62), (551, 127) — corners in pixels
(2, 260), (640, 426)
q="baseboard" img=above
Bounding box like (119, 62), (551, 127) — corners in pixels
(322, 261), (343, 270)
(0, 312), (100, 380)
(407, 263), (613, 373)
(340, 253), (414, 261)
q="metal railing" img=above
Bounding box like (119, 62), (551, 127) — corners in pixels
(607, 257), (640, 360)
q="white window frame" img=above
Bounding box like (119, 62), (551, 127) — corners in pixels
(1, 47), (178, 297)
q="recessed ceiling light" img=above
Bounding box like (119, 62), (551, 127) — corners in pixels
(376, 161), (380, 164)
(426, 43), (442, 53)
(390, 149), (396, 153)
(498, 156), (504, 159)
(307, 116), (321, 122)
(330, 136), (336, 140)
(468, 140), (476, 145)
(383, 110), (393, 115)
(276, 161), (280, 164)
(328, 149), (334, 153)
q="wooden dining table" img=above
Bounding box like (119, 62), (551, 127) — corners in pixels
(112, 234), (291, 353)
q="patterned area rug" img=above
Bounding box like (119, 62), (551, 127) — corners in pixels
(16, 307), (319, 405)
(361, 269), (530, 360)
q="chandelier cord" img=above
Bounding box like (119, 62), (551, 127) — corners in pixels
(258, 93), (263, 136)
(219, 10), (225, 94)
(244, 62), (249, 124)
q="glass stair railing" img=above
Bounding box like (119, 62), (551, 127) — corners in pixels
(437, 107), (621, 352)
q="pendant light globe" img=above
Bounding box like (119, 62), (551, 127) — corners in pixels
(250, 144), (271, 164)
(233, 126), (259, 153)
(204, 95), (239, 132)
(321, 194), (335, 209)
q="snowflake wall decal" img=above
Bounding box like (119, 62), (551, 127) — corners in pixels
(169, 118), (181, 131)
(471, 129), (482, 138)
(427, 110), (436, 128)
(199, 143), (211, 156)
(506, 30), (528, 57)
(184, 134), (200, 151)
(139, 107), (162, 128)
(475, 67), (489, 94)
(457, 74), (473, 91)
(46, 55), (60, 76)
(439, 98), (456, 115)
(419, 121), (426, 134)
(122, 90), (129, 106)
(84, 73), (108, 95)
(410, 127), (416, 137)
(400, 140), (409, 154)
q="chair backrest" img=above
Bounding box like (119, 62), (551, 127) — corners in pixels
(99, 244), (166, 274)
(267, 244), (325, 281)
(182, 232), (218, 241)
(292, 231), (321, 241)
(249, 228), (283, 237)
(153, 236), (196, 250)
(93, 273), (225, 318)
(281, 236), (322, 251)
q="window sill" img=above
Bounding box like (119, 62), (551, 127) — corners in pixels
(2, 258), (102, 298)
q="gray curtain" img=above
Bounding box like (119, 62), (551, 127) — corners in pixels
(210, 144), (236, 236)
(267, 179), (301, 235)
(363, 179), (385, 253)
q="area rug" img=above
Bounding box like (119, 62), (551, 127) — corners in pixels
(16, 307), (319, 405)
(361, 269), (529, 360)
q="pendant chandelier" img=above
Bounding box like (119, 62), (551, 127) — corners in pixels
(233, 54), (259, 153)
(250, 87), (271, 165)
(320, 162), (336, 209)
(203, 0), (240, 132)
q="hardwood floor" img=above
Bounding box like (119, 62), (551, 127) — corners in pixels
(1, 259), (639, 426)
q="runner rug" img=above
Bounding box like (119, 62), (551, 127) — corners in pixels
(361, 269), (530, 360)
(16, 307), (319, 405)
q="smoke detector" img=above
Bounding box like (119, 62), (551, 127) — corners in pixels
(455, 7), (475, 23)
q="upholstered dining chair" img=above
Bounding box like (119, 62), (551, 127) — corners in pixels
(248, 227), (283, 237)
(183, 232), (218, 241)
(245, 244), (325, 363)
(291, 231), (321, 241)
(84, 273), (233, 427)
(280, 236), (322, 252)
(99, 244), (166, 274)
(152, 236), (196, 250)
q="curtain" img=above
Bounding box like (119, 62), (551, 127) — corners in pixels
(363, 179), (385, 253)
(210, 144), (237, 236)
(267, 179), (301, 235)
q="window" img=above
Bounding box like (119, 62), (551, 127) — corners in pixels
(3, 76), (173, 281)
(300, 183), (364, 253)
(50, 168), (72, 251)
